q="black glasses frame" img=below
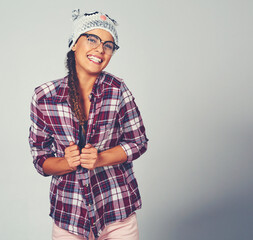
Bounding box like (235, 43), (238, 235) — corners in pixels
(81, 33), (119, 53)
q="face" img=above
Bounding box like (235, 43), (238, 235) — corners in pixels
(72, 29), (114, 78)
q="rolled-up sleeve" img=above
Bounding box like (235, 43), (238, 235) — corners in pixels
(29, 92), (55, 176)
(118, 82), (149, 163)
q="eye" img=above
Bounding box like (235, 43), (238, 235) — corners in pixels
(104, 42), (114, 50)
(87, 36), (98, 44)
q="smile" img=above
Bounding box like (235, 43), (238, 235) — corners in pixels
(87, 55), (103, 64)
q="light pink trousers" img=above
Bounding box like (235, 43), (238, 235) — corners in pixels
(52, 213), (139, 240)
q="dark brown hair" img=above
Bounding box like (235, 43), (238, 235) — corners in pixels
(66, 50), (86, 125)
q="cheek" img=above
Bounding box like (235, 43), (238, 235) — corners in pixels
(75, 49), (88, 63)
(103, 56), (112, 65)
(75, 42), (89, 56)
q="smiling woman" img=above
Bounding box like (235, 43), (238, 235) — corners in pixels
(28, 9), (148, 240)
(72, 29), (114, 81)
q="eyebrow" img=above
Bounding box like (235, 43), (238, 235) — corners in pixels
(83, 33), (115, 43)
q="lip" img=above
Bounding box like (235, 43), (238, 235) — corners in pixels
(87, 54), (103, 65)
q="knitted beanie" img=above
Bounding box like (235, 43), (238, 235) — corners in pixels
(68, 9), (119, 49)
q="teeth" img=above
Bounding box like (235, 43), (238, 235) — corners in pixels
(87, 55), (102, 63)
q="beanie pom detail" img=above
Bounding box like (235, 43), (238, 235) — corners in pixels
(72, 9), (80, 21)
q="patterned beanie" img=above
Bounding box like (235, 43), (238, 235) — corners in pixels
(68, 9), (119, 49)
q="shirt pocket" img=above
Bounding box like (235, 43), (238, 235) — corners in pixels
(91, 121), (114, 151)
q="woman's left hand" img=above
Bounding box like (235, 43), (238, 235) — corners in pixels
(80, 143), (99, 170)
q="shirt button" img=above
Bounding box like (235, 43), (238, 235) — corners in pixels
(85, 184), (89, 187)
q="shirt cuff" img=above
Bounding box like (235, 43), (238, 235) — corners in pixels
(33, 153), (54, 177)
(119, 142), (147, 163)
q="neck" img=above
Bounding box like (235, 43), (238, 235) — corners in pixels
(76, 70), (101, 97)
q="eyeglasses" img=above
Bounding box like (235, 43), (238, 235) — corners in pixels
(81, 33), (119, 55)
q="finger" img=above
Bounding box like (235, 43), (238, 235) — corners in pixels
(80, 159), (90, 166)
(81, 163), (95, 170)
(80, 151), (97, 157)
(69, 144), (79, 151)
(80, 154), (90, 160)
(66, 154), (78, 161)
(70, 150), (80, 157)
(80, 161), (90, 167)
(65, 150), (80, 159)
(66, 144), (79, 153)
(80, 158), (87, 164)
(82, 146), (97, 154)
(80, 156), (96, 162)
(81, 148), (92, 154)
(69, 141), (75, 146)
(84, 143), (92, 149)
(81, 163), (88, 169)
(72, 161), (81, 167)
(71, 156), (81, 162)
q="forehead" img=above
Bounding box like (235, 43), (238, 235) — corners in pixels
(85, 29), (114, 42)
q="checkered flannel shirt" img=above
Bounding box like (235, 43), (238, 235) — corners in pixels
(29, 71), (148, 239)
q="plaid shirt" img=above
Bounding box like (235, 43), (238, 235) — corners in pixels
(29, 71), (148, 239)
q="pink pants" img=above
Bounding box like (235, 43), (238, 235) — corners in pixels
(52, 213), (139, 240)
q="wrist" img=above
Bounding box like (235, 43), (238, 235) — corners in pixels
(95, 152), (103, 168)
(63, 157), (76, 172)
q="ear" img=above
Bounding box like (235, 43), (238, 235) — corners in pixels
(72, 44), (77, 51)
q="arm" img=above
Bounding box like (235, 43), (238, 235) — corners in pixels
(29, 92), (55, 176)
(117, 82), (149, 163)
(42, 142), (81, 176)
(98, 145), (127, 166)
(42, 157), (73, 176)
(80, 81), (148, 169)
(80, 144), (127, 170)
(29, 92), (80, 176)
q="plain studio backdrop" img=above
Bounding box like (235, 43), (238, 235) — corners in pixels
(1, 0), (253, 239)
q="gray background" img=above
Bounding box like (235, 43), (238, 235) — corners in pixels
(1, 0), (253, 239)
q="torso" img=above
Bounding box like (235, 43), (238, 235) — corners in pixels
(83, 95), (91, 120)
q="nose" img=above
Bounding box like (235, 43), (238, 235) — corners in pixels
(95, 42), (105, 54)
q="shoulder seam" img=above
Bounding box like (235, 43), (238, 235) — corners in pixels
(34, 78), (64, 101)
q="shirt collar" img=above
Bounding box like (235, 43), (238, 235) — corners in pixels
(53, 72), (111, 103)
(53, 76), (69, 103)
(89, 71), (114, 101)
(90, 72), (105, 99)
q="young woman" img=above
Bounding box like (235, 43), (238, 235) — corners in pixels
(29, 10), (148, 240)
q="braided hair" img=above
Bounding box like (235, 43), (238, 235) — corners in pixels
(66, 50), (86, 126)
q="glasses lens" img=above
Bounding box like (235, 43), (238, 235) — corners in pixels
(103, 42), (115, 55)
(87, 35), (100, 47)
(85, 34), (118, 55)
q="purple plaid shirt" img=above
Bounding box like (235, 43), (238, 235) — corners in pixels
(29, 71), (148, 239)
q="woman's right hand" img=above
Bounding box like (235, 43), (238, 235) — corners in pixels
(64, 141), (81, 171)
